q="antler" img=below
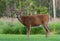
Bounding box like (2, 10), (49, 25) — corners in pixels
(16, 7), (25, 15)
(16, 7), (26, 23)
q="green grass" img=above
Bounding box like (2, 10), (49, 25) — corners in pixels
(0, 34), (60, 41)
(0, 18), (60, 41)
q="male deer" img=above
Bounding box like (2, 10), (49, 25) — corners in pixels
(16, 9), (50, 37)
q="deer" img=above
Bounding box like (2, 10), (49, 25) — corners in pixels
(16, 9), (50, 37)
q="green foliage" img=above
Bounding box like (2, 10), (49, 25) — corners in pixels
(0, 0), (49, 17)
(0, 19), (60, 34)
(31, 27), (45, 34)
(35, 6), (48, 14)
(2, 22), (26, 34)
(49, 22), (60, 34)
(0, 0), (6, 17)
(0, 20), (45, 34)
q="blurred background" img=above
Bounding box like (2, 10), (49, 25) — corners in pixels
(0, 0), (60, 35)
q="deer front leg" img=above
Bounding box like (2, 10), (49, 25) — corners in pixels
(26, 26), (30, 37)
(43, 24), (50, 37)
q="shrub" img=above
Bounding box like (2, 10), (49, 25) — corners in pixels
(36, 6), (48, 14)
(30, 26), (45, 34)
(49, 22), (60, 34)
(2, 22), (26, 34)
(0, 20), (60, 34)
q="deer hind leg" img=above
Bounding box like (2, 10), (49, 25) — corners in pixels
(43, 24), (50, 37)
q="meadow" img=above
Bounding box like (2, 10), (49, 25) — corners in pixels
(0, 34), (60, 41)
(0, 18), (60, 41)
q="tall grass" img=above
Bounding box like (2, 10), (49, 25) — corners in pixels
(0, 18), (60, 34)
(49, 22), (60, 34)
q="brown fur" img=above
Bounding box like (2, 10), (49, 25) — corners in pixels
(17, 14), (50, 37)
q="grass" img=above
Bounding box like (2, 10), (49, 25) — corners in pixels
(0, 18), (60, 41)
(0, 34), (60, 41)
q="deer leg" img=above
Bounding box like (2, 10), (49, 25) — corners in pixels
(26, 27), (30, 37)
(43, 24), (50, 37)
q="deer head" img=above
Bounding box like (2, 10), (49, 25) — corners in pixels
(16, 7), (25, 18)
